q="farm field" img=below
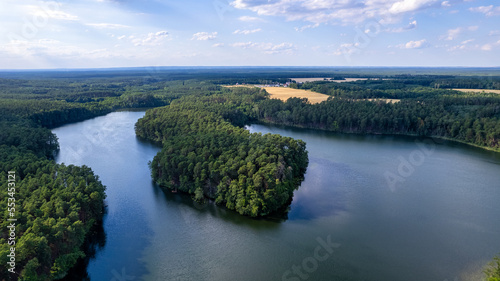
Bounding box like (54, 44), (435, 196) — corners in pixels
(453, 88), (500, 94)
(223, 85), (399, 104)
(263, 87), (330, 104)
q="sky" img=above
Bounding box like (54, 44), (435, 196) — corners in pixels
(0, 0), (499, 69)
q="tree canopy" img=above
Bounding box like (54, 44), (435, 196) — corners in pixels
(136, 88), (308, 216)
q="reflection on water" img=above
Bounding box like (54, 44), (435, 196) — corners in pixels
(287, 157), (352, 221)
(54, 112), (156, 280)
(60, 217), (106, 281)
(53, 112), (500, 281)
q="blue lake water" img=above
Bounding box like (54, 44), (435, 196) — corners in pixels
(53, 111), (500, 281)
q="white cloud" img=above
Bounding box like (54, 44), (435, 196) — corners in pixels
(231, 42), (257, 49)
(387, 20), (417, 32)
(265, 42), (295, 54)
(443, 26), (478, 41)
(397, 39), (428, 49)
(447, 39), (474, 51)
(295, 23), (320, 32)
(44, 10), (78, 21)
(0, 38), (114, 59)
(481, 44), (493, 51)
(230, 41), (295, 54)
(212, 43), (225, 47)
(192, 32), (218, 41)
(231, 0), (459, 25)
(233, 28), (262, 35)
(445, 27), (462, 40)
(332, 42), (360, 56)
(25, 4), (78, 21)
(389, 0), (440, 14)
(132, 31), (169, 46)
(238, 16), (263, 22)
(87, 23), (130, 29)
(480, 40), (500, 51)
(232, 0), (370, 24)
(447, 39), (500, 52)
(469, 5), (500, 17)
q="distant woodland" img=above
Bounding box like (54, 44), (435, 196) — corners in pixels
(262, 80), (500, 150)
(0, 68), (499, 279)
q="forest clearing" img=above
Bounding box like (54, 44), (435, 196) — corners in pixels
(264, 87), (399, 104)
(453, 88), (500, 94)
(263, 87), (330, 104)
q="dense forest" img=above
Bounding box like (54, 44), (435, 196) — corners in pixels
(0, 73), (227, 280)
(0, 84), (108, 279)
(265, 79), (500, 151)
(0, 131), (105, 280)
(257, 95), (499, 150)
(0, 157), (105, 280)
(1, 68), (499, 279)
(135, 88), (308, 216)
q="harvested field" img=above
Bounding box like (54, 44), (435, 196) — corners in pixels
(223, 85), (399, 104)
(263, 87), (330, 104)
(453, 88), (500, 94)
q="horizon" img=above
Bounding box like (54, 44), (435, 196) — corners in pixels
(2, 65), (500, 72)
(1, 0), (499, 69)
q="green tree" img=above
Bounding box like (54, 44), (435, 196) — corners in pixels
(485, 255), (500, 281)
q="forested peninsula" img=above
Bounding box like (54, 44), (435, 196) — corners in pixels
(135, 88), (308, 217)
(136, 74), (500, 217)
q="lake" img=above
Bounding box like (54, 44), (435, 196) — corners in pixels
(52, 111), (500, 281)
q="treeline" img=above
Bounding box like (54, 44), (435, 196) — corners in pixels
(136, 88), (308, 217)
(294, 78), (500, 100)
(257, 93), (500, 150)
(433, 77), (500, 90)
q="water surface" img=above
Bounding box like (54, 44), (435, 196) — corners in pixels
(53, 112), (500, 281)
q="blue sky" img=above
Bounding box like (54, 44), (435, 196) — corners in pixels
(0, 0), (499, 69)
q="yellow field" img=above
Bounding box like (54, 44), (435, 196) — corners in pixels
(223, 85), (399, 104)
(263, 87), (330, 104)
(453, 88), (500, 94)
